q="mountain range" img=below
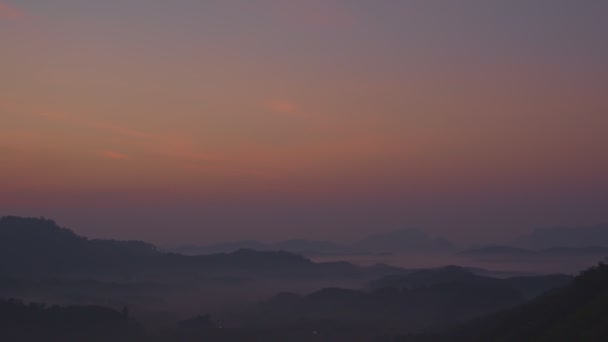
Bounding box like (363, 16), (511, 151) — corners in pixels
(460, 245), (608, 258)
(513, 224), (608, 249)
(0, 216), (404, 281)
(245, 265), (570, 336)
(1, 215), (599, 341)
(171, 228), (455, 256)
(399, 263), (608, 341)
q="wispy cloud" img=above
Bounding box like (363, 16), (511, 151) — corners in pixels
(36, 111), (218, 164)
(0, 2), (25, 20)
(101, 150), (130, 160)
(265, 99), (300, 117)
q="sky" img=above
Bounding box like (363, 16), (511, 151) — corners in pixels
(1, 0), (607, 245)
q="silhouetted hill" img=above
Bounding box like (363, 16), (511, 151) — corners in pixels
(541, 246), (608, 256)
(248, 266), (572, 336)
(369, 266), (570, 299)
(0, 299), (140, 342)
(253, 267), (526, 334)
(354, 228), (454, 253)
(370, 266), (490, 289)
(0, 216), (159, 276)
(274, 239), (347, 255)
(170, 228), (454, 256)
(458, 263), (608, 341)
(397, 263), (608, 341)
(173, 240), (271, 255)
(460, 244), (608, 261)
(0, 216), (404, 281)
(172, 239), (347, 256)
(514, 224), (608, 249)
(505, 274), (573, 299)
(460, 245), (533, 257)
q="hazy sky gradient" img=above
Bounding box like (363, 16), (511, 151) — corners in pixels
(1, 0), (607, 244)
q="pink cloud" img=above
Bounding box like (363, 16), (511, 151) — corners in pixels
(101, 150), (130, 160)
(265, 99), (300, 116)
(0, 2), (25, 20)
(36, 111), (218, 164)
(90, 121), (147, 138)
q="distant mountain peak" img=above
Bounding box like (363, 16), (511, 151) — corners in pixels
(514, 224), (608, 249)
(354, 228), (454, 253)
